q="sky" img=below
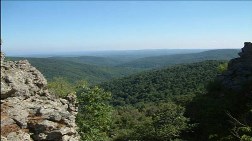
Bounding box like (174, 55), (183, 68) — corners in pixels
(1, 1), (252, 55)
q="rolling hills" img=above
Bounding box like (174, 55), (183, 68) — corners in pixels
(4, 46), (250, 141)
(48, 56), (127, 67)
(7, 57), (143, 84)
(118, 49), (239, 68)
(100, 60), (227, 106)
(6, 49), (239, 85)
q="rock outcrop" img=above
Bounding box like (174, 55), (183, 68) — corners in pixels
(1, 53), (80, 141)
(218, 42), (252, 92)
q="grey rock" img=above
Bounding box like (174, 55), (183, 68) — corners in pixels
(58, 127), (76, 135)
(48, 113), (62, 122)
(0, 54), (79, 140)
(1, 58), (47, 99)
(1, 52), (5, 64)
(62, 135), (71, 141)
(1, 118), (15, 128)
(1, 136), (8, 141)
(6, 131), (32, 141)
(7, 105), (29, 128)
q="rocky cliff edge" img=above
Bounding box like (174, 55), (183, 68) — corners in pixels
(1, 53), (80, 141)
(218, 42), (252, 92)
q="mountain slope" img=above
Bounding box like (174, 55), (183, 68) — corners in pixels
(118, 49), (239, 69)
(100, 60), (226, 106)
(6, 49), (238, 85)
(7, 57), (143, 84)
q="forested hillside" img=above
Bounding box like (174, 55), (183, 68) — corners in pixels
(5, 45), (251, 141)
(185, 42), (252, 140)
(49, 56), (128, 67)
(118, 49), (239, 68)
(6, 49), (238, 84)
(96, 43), (251, 141)
(2, 0), (251, 140)
(100, 60), (226, 106)
(7, 57), (143, 84)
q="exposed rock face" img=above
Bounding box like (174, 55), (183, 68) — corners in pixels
(1, 54), (80, 141)
(218, 42), (252, 91)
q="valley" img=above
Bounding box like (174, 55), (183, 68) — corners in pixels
(2, 1), (251, 140)
(7, 49), (238, 84)
(3, 44), (252, 141)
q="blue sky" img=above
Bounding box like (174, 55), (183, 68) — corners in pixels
(1, 1), (252, 55)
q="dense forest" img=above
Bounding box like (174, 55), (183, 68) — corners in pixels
(3, 1), (252, 140)
(6, 48), (251, 140)
(100, 60), (226, 106)
(7, 49), (238, 84)
(6, 57), (143, 84)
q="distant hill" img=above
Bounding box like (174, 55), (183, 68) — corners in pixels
(8, 49), (205, 63)
(46, 49), (205, 67)
(6, 49), (239, 84)
(88, 49), (206, 61)
(118, 49), (239, 68)
(100, 60), (226, 106)
(48, 56), (127, 67)
(6, 57), (143, 84)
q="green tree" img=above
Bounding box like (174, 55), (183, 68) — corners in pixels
(76, 84), (113, 141)
(110, 106), (152, 141)
(152, 103), (189, 140)
(48, 77), (74, 97)
(133, 102), (190, 141)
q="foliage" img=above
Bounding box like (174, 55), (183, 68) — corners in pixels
(152, 103), (189, 138)
(217, 62), (228, 73)
(7, 50), (250, 141)
(7, 49), (238, 83)
(7, 57), (144, 84)
(133, 102), (190, 141)
(76, 84), (113, 141)
(100, 60), (226, 106)
(47, 77), (74, 97)
(110, 106), (151, 141)
(100, 58), (251, 141)
(110, 102), (190, 141)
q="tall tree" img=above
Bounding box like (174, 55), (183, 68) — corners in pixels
(76, 84), (113, 141)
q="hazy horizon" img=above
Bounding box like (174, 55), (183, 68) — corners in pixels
(2, 1), (252, 55)
(5, 48), (241, 58)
